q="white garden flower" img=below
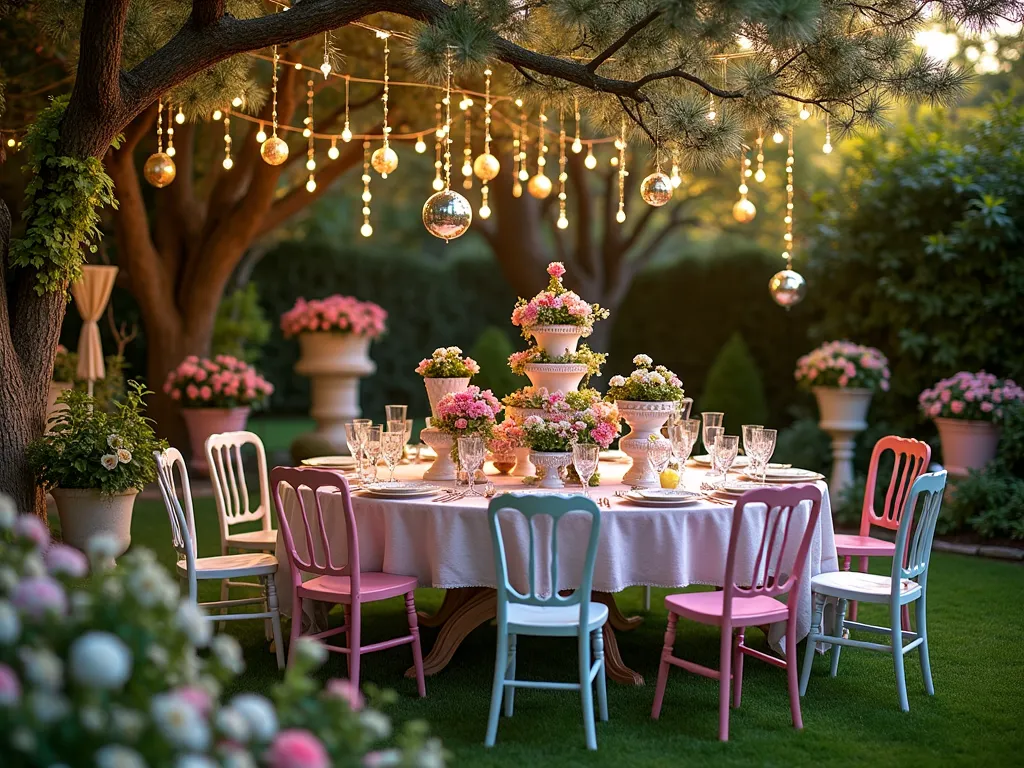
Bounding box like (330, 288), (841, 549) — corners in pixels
(101, 454), (119, 471)
(18, 647), (63, 690)
(608, 375), (626, 387)
(95, 744), (147, 768)
(216, 706), (251, 743)
(0, 494), (15, 530)
(21, 554), (46, 578)
(129, 561), (178, 608)
(176, 755), (218, 768)
(151, 692), (211, 751)
(0, 567), (17, 591)
(107, 434), (124, 449)
(293, 636), (328, 667)
(11, 727), (36, 753)
(649, 373), (665, 385)
(222, 749), (258, 768)
(211, 634), (245, 675)
(229, 693), (278, 742)
(417, 738), (446, 768)
(117, 448), (133, 464)
(70, 631), (133, 690)
(632, 354), (653, 367)
(30, 691), (70, 723)
(359, 709), (393, 740)
(87, 533), (120, 563)
(146, 643), (169, 668)
(176, 601), (212, 647)
(102, 578), (125, 601)
(80, 704), (107, 732)
(0, 601), (20, 644)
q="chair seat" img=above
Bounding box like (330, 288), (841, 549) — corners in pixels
(179, 553), (278, 580)
(666, 591), (789, 627)
(296, 572), (418, 604)
(834, 533), (896, 558)
(810, 571), (921, 605)
(506, 602), (609, 636)
(225, 529), (278, 550)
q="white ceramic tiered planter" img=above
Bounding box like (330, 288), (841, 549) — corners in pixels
(530, 451), (572, 489)
(51, 488), (139, 564)
(934, 418), (1001, 477)
(420, 427), (457, 481)
(505, 406), (546, 477)
(617, 400), (677, 488)
(424, 377), (471, 420)
(528, 325), (583, 357)
(295, 332), (376, 451)
(813, 386), (873, 499)
(524, 363), (588, 394)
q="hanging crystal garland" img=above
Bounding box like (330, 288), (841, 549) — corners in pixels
(641, 118), (673, 207)
(732, 145), (756, 223)
(528, 104), (552, 199)
(165, 103), (176, 157)
(341, 76), (353, 142)
(432, 102), (444, 192)
(371, 32), (398, 177)
(461, 98), (473, 190)
(261, 46), (289, 165)
(571, 96), (583, 154)
(222, 111), (233, 170)
(556, 107), (568, 229)
(143, 97), (176, 187)
(769, 127), (807, 307)
(474, 68), (499, 220)
(754, 129), (766, 183)
(422, 47), (473, 241)
(615, 118), (627, 223)
(305, 79), (316, 192)
(360, 141), (373, 237)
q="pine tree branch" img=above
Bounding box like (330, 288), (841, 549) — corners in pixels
(191, 0), (225, 27)
(586, 10), (662, 72)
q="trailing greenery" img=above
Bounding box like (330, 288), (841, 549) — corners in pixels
(212, 284), (272, 363)
(8, 96), (118, 294)
(699, 332), (769, 433)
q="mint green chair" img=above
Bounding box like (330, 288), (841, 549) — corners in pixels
(485, 493), (609, 750)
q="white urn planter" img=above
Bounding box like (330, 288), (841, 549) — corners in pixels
(528, 325), (584, 357)
(420, 427), (457, 481)
(813, 386), (873, 499)
(934, 418), (1001, 477)
(529, 451), (572, 489)
(524, 363), (588, 395)
(46, 381), (73, 432)
(424, 377), (471, 421)
(51, 488), (139, 563)
(616, 400), (677, 487)
(295, 332), (376, 451)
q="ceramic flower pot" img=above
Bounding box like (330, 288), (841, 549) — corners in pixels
(295, 332), (376, 452)
(935, 417), (1001, 476)
(46, 381), (73, 432)
(813, 387), (873, 499)
(423, 377), (472, 421)
(528, 324), (584, 357)
(616, 400), (677, 487)
(51, 488), (139, 563)
(420, 427), (458, 481)
(529, 451), (573, 489)
(524, 363), (588, 395)
(181, 407), (250, 476)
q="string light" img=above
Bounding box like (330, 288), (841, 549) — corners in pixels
(616, 118), (627, 223)
(256, 121), (267, 143)
(754, 130), (766, 183)
(361, 140), (373, 237)
(166, 103), (175, 157)
(222, 112), (233, 170)
(294, 61), (303, 71)
(768, 125), (806, 308)
(432, 102), (444, 192)
(175, 106), (185, 125)
(371, 32), (398, 177)
(799, 107), (811, 120)
(670, 150), (682, 188)
(822, 112), (833, 154)
(707, 92), (717, 121)
(512, 126), (523, 197)
(772, 130), (784, 144)
(557, 107), (568, 229)
(212, 108), (223, 121)
(461, 101), (473, 189)
(260, 46), (289, 165)
(783, 128), (795, 261)
(321, 32), (333, 79)
(584, 142), (597, 170)
(517, 101), (529, 182)
(157, 99), (164, 153)
(571, 96), (582, 153)
(231, 95), (243, 108)
(732, 145), (756, 223)
(305, 79), (317, 192)
(527, 104), (552, 199)
(475, 68), (499, 219)
(415, 134), (427, 153)
(328, 136), (339, 160)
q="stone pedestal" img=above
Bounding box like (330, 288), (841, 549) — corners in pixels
(295, 332), (376, 451)
(421, 427), (457, 481)
(814, 387), (873, 500)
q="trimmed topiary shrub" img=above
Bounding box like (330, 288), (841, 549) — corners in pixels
(698, 332), (769, 433)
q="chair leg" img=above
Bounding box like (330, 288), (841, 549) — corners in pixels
(348, 602), (362, 693)
(851, 556), (869, 622)
(800, 593), (825, 696)
(901, 604), (911, 633)
(287, 593), (303, 669)
(485, 629), (509, 747)
(732, 629), (744, 709)
(503, 633), (517, 717)
(405, 592), (426, 698)
(786, 611), (803, 730)
(651, 612), (678, 719)
(579, 632), (597, 750)
(916, 595), (933, 696)
(593, 628), (608, 722)
(643, 586), (651, 611)
(266, 576), (285, 671)
(718, 623), (733, 742)
(831, 598), (848, 678)
(891, 602), (909, 712)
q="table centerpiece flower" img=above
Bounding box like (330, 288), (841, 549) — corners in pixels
(163, 354), (274, 475)
(416, 346), (480, 419)
(919, 371), (1024, 476)
(606, 354), (685, 487)
(422, 385), (502, 481)
(511, 262), (609, 353)
(508, 344), (606, 392)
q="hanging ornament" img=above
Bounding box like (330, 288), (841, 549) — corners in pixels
(261, 46), (289, 165)
(616, 118), (627, 223)
(432, 102), (444, 192)
(528, 104), (551, 199)
(732, 145), (756, 223)
(584, 142), (597, 170)
(423, 48), (472, 241)
(770, 128), (806, 308)
(321, 32), (333, 79)
(371, 32), (398, 178)
(341, 76), (353, 142)
(754, 130), (766, 183)
(222, 111), (233, 170)
(571, 96), (583, 154)
(822, 111), (833, 154)
(641, 118), (673, 207)
(556, 107), (568, 229)
(144, 97), (176, 187)
(360, 141), (373, 237)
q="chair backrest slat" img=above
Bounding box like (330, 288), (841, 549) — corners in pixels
(892, 471), (948, 590)
(155, 448), (199, 599)
(207, 431), (273, 543)
(861, 436), (931, 535)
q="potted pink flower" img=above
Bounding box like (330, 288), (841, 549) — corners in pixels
(164, 355), (273, 475)
(420, 386), (501, 481)
(919, 372), (1024, 476)
(415, 346), (480, 420)
(511, 262), (609, 355)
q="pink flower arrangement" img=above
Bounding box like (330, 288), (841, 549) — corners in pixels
(489, 419), (526, 454)
(521, 392), (621, 452)
(280, 295), (387, 339)
(919, 371), (1024, 422)
(511, 262), (609, 337)
(795, 341), (890, 392)
(163, 355), (274, 409)
(435, 386), (502, 440)
(415, 346), (480, 378)
(12, 575), (67, 619)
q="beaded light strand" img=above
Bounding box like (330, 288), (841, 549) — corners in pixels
(341, 76), (353, 142)
(783, 128), (795, 264)
(222, 112), (233, 170)
(166, 103), (175, 157)
(616, 118), (627, 223)
(557, 107), (568, 229)
(517, 100), (529, 183)
(361, 140), (373, 237)
(461, 101), (473, 189)
(432, 102), (444, 191)
(754, 130), (766, 183)
(572, 96), (582, 153)
(512, 126), (522, 197)
(305, 79), (316, 192)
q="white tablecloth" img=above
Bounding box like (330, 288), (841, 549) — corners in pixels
(275, 459), (839, 654)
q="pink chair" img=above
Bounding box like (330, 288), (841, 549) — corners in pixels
(651, 484), (823, 741)
(834, 436), (930, 623)
(270, 466), (426, 697)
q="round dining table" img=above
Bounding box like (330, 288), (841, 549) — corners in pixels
(274, 456), (839, 685)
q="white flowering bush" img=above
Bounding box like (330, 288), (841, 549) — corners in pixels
(0, 497), (444, 767)
(605, 355), (685, 403)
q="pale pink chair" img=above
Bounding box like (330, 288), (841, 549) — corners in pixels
(834, 436), (930, 623)
(651, 484), (823, 741)
(270, 466), (426, 697)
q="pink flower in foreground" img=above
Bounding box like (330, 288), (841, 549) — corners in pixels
(12, 576), (67, 619)
(0, 664), (21, 705)
(547, 261), (566, 278)
(326, 678), (364, 711)
(981, 401), (994, 412)
(45, 544), (88, 578)
(14, 515), (50, 549)
(174, 685), (213, 716)
(950, 400), (965, 414)
(455, 418), (468, 430)
(267, 729), (330, 768)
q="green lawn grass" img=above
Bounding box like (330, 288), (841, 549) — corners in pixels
(105, 495), (1024, 767)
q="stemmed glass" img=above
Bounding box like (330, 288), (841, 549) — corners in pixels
(381, 432), (405, 484)
(703, 425), (724, 472)
(363, 426), (382, 483)
(678, 398), (694, 422)
(343, 422), (362, 482)
(749, 428), (777, 484)
(669, 419), (700, 483)
(647, 439), (674, 485)
(458, 437), (486, 497)
(385, 405), (408, 424)
(572, 444), (600, 496)
(742, 423), (764, 475)
(711, 435), (739, 488)
(701, 412), (724, 457)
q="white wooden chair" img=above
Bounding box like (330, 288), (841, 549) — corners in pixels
(155, 447), (285, 669)
(205, 431), (278, 605)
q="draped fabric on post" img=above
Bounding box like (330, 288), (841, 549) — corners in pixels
(71, 265), (118, 383)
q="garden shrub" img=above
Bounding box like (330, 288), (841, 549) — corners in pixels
(468, 326), (520, 400)
(698, 332), (769, 432)
(212, 284), (272, 363)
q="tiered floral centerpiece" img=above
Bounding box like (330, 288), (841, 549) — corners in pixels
(282, 295), (387, 452)
(606, 355), (685, 487)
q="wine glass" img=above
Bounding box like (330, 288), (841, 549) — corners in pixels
(711, 435), (739, 488)
(385, 404), (408, 424)
(742, 423), (764, 476)
(363, 426), (382, 483)
(703, 425), (724, 475)
(387, 418), (407, 436)
(751, 428), (777, 484)
(647, 439), (674, 485)
(458, 436), (486, 497)
(669, 419), (700, 480)
(701, 412), (724, 456)
(679, 398), (694, 421)
(572, 444), (600, 496)
(381, 432), (405, 483)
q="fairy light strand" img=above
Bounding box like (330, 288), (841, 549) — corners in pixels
(585, 141), (597, 170)
(536, 103), (548, 177)
(783, 127), (795, 266)
(432, 102), (444, 191)
(222, 112), (233, 169)
(557, 107), (568, 229)
(823, 111), (833, 154)
(480, 68), (494, 218)
(616, 118), (627, 223)
(156, 98), (164, 152)
(755, 129), (766, 183)
(670, 149), (681, 187)
(572, 96), (582, 153)
(462, 102), (473, 189)
(305, 79), (316, 192)
(443, 47), (453, 190)
(512, 125), (522, 197)
(517, 100), (529, 183)
(166, 103), (175, 157)
(271, 47), (280, 137)
(380, 32), (391, 152)
(342, 76), (352, 142)
(361, 140), (373, 237)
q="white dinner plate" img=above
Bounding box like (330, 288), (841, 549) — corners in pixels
(714, 480), (764, 496)
(599, 449), (630, 463)
(621, 491), (704, 507)
(690, 454), (750, 468)
(301, 455), (356, 469)
(638, 489), (702, 502)
(741, 468), (825, 483)
(361, 486), (441, 500)
(364, 481), (437, 495)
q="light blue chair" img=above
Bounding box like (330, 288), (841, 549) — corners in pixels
(800, 470), (948, 711)
(485, 492), (609, 750)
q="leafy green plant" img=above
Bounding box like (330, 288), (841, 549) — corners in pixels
(212, 284), (272, 362)
(27, 381), (166, 494)
(699, 333), (769, 432)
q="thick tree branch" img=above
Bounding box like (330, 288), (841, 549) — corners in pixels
(191, 0), (225, 27)
(587, 10), (662, 72)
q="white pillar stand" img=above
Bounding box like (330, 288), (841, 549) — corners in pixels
(295, 333), (376, 451)
(820, 425), (863, 501)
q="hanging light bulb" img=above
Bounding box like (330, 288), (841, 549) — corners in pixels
(231, 96), (243, 108)
(174, 106), (185, 124)
(212, 109), (223, 121)
(415, 136), (427, 153)
(772, 131), (784, 143)
(328, 137), (339, 160)
(256, 122), (267, 143)
(584, 143), (597, 170)
(571, 96), (583, 153)
(822, 113), (833, 154)
(341, 75), (352, 142)
(799, 107), (810, 120)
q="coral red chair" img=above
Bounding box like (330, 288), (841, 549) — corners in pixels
(834, 436), (930, 622)
(271, 467), (425, 697)
(651, 484), (823, 742)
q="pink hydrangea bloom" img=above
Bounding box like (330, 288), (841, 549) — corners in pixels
(14, 515), (50, 549)
(325, 678), (364, 711)
(12, 576), (67, 619)
(267, 729), (329, 768)
(0, 664), (21, 705)
(547, 262), (566, 278)
(45, 544), (88, 578)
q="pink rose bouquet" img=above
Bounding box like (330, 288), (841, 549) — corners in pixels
(521, 391), (621, 452)
(511, 262), (609, 338)
(163, 355), (274, 409)
(280, 295), (387, 339)
(415, 346), (480, 378)
(919, 371), (1024, 422)
(795, 341), (890, 392)
(489, 419), (526, 454)
(435, 385), (502, 441)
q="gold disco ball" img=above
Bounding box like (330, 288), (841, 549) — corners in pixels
(422, 189), (473, 241)
(527, 173), (552, 199)
(732, 197), (757, 223)
(371, 146), (399, 177)
(768, 269), (807, 308)
(640, 172), (673, 207)
(143, 152), (176, 188)
(473, 152), (500, 181)
(260, 136), (289, 166)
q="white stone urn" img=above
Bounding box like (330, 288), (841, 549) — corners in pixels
(524, 363), (588, 394)
(813, 386), (873, 499)
(424, 377), (471, 421)
(505, 406), (546, 478)
(528, 324), (584, 357)
(51, 488), (139, 563)
(46, 381), (73, 432)
(421, 427), (457, 481)
(617, 400), (677, 487)
(934, 418), (1001, 477)
(295, 332), (376, 451)
(529, 451), (573, 489)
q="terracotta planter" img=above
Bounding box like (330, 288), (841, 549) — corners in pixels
(295, 332), (377, 452)
(813, 387), (874, 500)
(181, 407), (250, 476)
(423, 377), (471, 421)
(528, 324), (584, 357)
(935, 418), (1001, 477)
(524, 363), (588, 394)
(529, 451), (572, 489)
(616, 400), (676, 487)
(46, 381), (73, 432)
(51, 488), (139, 563)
